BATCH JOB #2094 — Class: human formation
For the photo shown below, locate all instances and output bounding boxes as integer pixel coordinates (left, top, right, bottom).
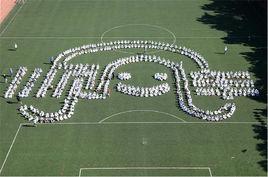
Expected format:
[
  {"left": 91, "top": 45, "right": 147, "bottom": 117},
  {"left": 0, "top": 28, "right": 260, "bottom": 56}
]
[
  {"left": 4, "top": 66, "right": 27, "bottom": 99},
  {"left": 117, "top": 82, "right": 170, "bottom": 97},
  {"left": 191, "top": 69, "right": 259, "bottom": 100},
  {"left": 19, "top": 68, "right": 42, "bottom": 98},
  {"left": 117, "top": 72, "right": 131, "bottom": 80},
  {"left": 3, "top": 40, "right": 259, "bottom": 123},
  {"left": 175, "top": 63, "right": 236, "bottom": 121},
  {"left": 19, "top": 78, "right": 81, "bottom": 123},
  {"left": 154, "top": 73, "right": 168, "bottom": 81}
]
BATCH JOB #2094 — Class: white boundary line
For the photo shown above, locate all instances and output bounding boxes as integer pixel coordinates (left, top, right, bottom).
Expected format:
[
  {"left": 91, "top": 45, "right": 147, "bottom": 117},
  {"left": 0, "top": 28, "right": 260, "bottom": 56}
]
[
  {"left": 0, "top": 124, "right": 22, "bottom": 175},
  {"left": 24, "top": 0, "right": 223, "bottom": 1},
  {"left": 0, "top": 36, "right": 266, "bottom": 39},
  {"left": 98, "top": 110, "right": 186, "bottom": 123},
  {"left": 79, "top": 166, "right": 212, "bottom": 177},
  {"left": 208, "top": 168, "right": 213, "bottom": 177},
  {"left": 0, "top": 36, "right": 174, "bottom": 39},
  {"left": 99, "top": 121, "right": 260, "bottom": 124},
  {"left": 0, "top": 176, "right": 266, "bottom": 177},
  {"left": 0, "top": 1, "right": 27, "bottom": 36},
  {"left": 36, "top": 121, "right": 261, "bottom": 125}
]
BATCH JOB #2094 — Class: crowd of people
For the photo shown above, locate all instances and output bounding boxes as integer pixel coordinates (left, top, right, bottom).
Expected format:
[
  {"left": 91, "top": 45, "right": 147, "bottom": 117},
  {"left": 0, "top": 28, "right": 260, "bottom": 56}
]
[
  {"left": 51, "top": 40, "right": 209, "bottom": 70},
  {"left": 7, "top": 40, "right": 258, "bottom": 123},
  {"left": 4, "top": 67, "right": 27, "bottom": 98},
  {"left": 95, "top": 54, "right": 179, "bottom": 97},
  {"left": 117, "top": 72, "right": 131, "bottom": 80},
  {"left": 52, "top": 70, "right": 72, "bottom": 98},
  {"left": 117, "top": 82, "right": 170, "bottom": 97},
  {"left": 191, "top": 69, "right": 259, "bottom": 100},
  {"left": 79, "top": 91, "right": 105, "bottom": 100},
  {"left": 175, "top": 63, "right": 236, "bottom": 121},
  {"left": 18, "top": 68, "right": 42, "bottom": 98},
  {"left": 196, "top": 87, "right": 259, "bottom": 99},
  {"left": 20, "top": 78, "right": 82, "bottom": 123},
  {"left": 36, "top": 66, "right": 57, "bottom": 98},
  {"left": 154, "top": 73, "right": 168, "bottom": 81},
  {"left": 85, "top": 64, "right": 99, "bottom": 90}
]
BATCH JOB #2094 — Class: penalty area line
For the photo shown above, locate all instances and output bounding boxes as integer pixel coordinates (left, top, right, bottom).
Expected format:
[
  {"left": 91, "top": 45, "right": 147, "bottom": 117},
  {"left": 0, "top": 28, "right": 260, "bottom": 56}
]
[{"left": 34, "top": 121, "right": 262, "bottom": 125}]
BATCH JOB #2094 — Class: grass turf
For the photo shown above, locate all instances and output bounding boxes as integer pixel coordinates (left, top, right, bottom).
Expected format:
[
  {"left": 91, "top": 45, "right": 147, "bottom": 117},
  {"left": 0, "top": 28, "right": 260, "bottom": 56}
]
[{"left": 0, "top": 0, "right": 267, "bottom": 176}]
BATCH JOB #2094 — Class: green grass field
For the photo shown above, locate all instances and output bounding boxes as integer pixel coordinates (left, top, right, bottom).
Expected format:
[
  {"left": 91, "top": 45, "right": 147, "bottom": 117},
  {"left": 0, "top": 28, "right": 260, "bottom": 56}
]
[{"left": 0, "top": 0, "right": 267, "bottom": 176}]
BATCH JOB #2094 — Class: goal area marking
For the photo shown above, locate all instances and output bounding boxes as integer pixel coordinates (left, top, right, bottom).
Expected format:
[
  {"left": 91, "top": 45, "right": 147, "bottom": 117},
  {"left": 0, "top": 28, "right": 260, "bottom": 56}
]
[{"left": 79, "top": 166, "right": 213, "bottom": 177}]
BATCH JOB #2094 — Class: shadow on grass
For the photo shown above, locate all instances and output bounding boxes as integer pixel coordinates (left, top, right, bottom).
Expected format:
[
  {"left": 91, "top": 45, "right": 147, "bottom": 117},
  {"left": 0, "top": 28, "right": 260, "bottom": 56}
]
[
  {"left": 253, "top": 108, "right": 267, "bottom": 172},
  {"left": 22, "top": 124, "right": 36, "bottom": 128},
  {"left": 198, "top": 0, "right": 267, "bottom": 172},
  {"left": 6, "top": 100, "right": 17, "bottom": 104},
  {"left": 43, "top": 62, "right": 52, "bottom": 65}
]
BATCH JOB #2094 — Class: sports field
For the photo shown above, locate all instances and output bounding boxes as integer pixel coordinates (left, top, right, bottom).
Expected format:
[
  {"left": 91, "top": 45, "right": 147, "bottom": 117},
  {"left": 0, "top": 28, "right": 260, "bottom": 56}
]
[{"left": 0, "top": 0, "right": 267, "bottom": 176}]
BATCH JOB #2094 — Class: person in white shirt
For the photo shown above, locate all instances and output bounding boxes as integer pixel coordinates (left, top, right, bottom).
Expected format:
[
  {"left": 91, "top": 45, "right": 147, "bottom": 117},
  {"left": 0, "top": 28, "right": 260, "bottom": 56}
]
[
  {"left": 9, "top": 68, "right": 13, "bottom": 76},
  {"left": 14, "top": 43, "right": 18, "bottom": 50},
  {"left": 33, "top": 118, "right": 38, "bottom": 127},
  {"left": 224, "top": 46, "right": 228, "bottom": 54}
]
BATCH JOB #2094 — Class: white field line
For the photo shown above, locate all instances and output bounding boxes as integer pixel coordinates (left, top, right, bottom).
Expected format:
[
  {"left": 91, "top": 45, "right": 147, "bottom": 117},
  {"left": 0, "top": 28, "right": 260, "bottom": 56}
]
[
  {"left": 100, "top": 24, "right": 176, "bottom": 45},
  {"left": 26, "top": 0, "right": 219, "bottom": 1},
  {"left": 99, "top": 121, "right": 260, "bottom": 124},
  {"left": 208, "top": 167, "right": 213, "bottom": 177},
  {"left": 28, "top": 0, "right": 216, "bottom": 2},
  {"left": 99, "top": 23, "right": 177, "bottom": 55},
  {"left": 0, "top": 124, "right": 22, "bottom": 175},
  {"left": 0, "top": 176, "right": 267, "bottom": 177},
  {"left": 27, "top": 121, "right": 262, "bottom": 125},
  {"left": 0, "top": 1, "right": 26, "bottom": 36},
  {"left": 0, "top": 36, "right": 266, "bottom": 39},
  {"left": 98, "top": 110, "right": 187, "bottom": 123},
  {"left": 0, "top": 36, "right": 174, "bottom": 39},
  {"left": 79, "top": 166, "right": 212, "bottom": 177}
]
